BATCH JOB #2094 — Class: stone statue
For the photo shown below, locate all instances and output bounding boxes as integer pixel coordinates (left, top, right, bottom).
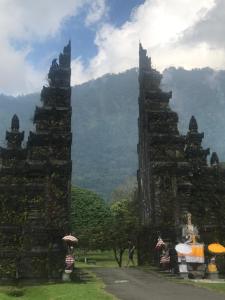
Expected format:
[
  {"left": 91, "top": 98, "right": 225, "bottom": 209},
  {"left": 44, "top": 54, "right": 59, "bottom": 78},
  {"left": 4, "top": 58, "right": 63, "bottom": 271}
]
[{"left": 182, "top": 212, "right": 199, "bottom": 244}]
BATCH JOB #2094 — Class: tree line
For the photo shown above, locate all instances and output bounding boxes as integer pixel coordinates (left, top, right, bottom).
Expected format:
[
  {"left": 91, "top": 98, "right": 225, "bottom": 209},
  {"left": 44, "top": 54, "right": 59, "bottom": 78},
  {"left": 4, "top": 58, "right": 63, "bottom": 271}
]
[{"left": 70, "top": 177, "right": 139, "bottom": 267}]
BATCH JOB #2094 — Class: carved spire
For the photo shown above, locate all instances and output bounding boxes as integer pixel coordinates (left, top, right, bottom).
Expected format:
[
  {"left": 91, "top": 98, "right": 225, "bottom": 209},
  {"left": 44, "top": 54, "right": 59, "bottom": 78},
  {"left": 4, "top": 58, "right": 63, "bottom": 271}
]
[
  {"left": 63, "top": 40, "right": 71, "bottom": 55},
  {"left": 11, "top": 114, "right": 20, "bottom": 131},
  {"left": 50, "top": 58, "right": 59, "bottom": 70},
  {"left": 139, "top": 43, "right": 151, "bottom": 71},
  {"left": 189, "top": 116, "right": 198, "bottom": 132},
  {"left": 185, "top": 115, "right": 209, "bottom": 166},
  {"left": 6, "top": 115, "right": 24, "bottom": 149},
  {"left": 210, "top": 152, "right": 219, "bottom": 166},
  {"left": 59, "top": 40, "right": 71, "bottom": 69},
  {"left": 48, "top": 41, "right": 71, "bottom": 88},
  {"left": 139, "top": 43, "right": 162, "bottom": 92}
]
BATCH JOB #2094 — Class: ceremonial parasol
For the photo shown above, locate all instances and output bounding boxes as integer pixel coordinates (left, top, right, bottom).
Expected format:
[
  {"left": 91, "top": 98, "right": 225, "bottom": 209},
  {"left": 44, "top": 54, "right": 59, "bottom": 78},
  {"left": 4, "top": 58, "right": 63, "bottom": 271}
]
[
  {"left": 175, "top": 243, "right": 192, "bottom": 255},
  {"left": 208, "top": 243, "right": 225, "bottom": 254},
  {"left": 62, "top": 234, "right": 78, "bottom": 243}
]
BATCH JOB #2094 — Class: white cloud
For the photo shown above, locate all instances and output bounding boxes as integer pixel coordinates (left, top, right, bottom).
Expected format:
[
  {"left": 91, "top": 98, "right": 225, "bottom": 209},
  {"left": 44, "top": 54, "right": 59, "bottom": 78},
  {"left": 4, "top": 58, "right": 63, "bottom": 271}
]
[
  {"left": 0, "top": 0, "right": 87, "bottom": 45},
  {"left": 85, "top": 0, "right": 108, "bottom": 26},
  {"left": 0, "top": 0, "right": 223, "bottom": 94},
  {"left": 181, "top": 0, "right": 225, "bottom": 48},
  {"left": 0, "top": 37, "right": 43, "bottom": 95},
  {"left": 71, "top": 58, "right": 90, "bottom": 84},
  {"left": 0, "top": 0, "right": 106, "bottom": 41},
  {"left": 72, "top": 0, "right": 224, "bottom": 86},
  {"left": 0, "top": 0, "right": 107, "bottom": 95}
]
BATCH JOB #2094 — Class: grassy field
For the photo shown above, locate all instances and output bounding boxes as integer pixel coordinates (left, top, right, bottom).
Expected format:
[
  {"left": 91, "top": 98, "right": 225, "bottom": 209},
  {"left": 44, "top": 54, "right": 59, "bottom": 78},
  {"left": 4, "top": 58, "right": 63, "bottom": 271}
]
[
  {"left": 1, "top": 250, "right": 225, "bottom": 299},
  {"left": 0, "top": 270, "right": 116, "bottom": 300},
  {"left": 0, "top": 250, "right": 136, "bottom": 300},
  {"left": 76, "top": 249, "right": 137, "bottom": 268},
  {"left": 192, "top": 282, "right": 225, "bottom": 295}
]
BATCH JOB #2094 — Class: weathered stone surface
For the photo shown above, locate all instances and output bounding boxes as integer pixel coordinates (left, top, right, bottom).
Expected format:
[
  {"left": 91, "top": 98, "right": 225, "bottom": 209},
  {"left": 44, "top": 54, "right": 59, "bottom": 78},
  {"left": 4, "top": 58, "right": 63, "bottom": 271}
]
[
  {"left": 137, "top": 44, "right": 225, "bottom": 264},
  {"left": 0, "top": 42, "right": 72, "bottom": 281}
]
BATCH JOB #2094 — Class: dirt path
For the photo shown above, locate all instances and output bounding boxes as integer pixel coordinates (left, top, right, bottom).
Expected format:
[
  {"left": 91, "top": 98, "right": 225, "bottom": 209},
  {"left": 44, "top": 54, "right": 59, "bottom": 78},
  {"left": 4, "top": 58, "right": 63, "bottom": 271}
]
[{"left": 93, "top": 267, "right": 225, "bottom": 300}]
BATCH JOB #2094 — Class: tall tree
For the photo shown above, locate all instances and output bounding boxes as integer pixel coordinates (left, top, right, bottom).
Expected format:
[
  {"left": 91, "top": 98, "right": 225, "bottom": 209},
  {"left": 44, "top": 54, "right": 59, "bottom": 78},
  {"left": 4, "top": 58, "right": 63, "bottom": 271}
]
[
  {"left": 70, "top": 187, "right": 111, "bottom": 251},
  {"left": 109, "top": 177, "right": 140, "bottom": 267}
]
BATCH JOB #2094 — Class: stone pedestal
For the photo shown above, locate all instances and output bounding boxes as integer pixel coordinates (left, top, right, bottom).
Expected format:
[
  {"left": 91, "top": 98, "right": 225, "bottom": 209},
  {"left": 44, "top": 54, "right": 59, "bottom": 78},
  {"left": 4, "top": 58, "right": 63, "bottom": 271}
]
[
  {"left": 62, "top": 271, "right": 72, "bottom": 282},
  {"left": 179, "top": 263, "right": 189, "bottom": 279},
  {"left": 207, "top": 272, "right": 219, "bottom": 280},
  {"left": 207, "top": 261, "right": 219, "bottom": 280}
]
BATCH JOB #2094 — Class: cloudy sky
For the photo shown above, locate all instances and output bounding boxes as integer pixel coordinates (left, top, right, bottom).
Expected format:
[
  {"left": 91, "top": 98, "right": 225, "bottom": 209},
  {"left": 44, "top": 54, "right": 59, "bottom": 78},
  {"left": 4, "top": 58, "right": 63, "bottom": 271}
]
[{"left": 0, "top": 0, "right": 224, "bottom": 95}]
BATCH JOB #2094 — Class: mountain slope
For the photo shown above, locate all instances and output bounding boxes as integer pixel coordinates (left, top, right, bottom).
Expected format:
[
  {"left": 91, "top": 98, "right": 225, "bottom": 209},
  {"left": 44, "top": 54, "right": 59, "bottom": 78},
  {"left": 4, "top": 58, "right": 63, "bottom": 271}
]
[{"left": 0, "top": 67, "right": 225, "bottom": 198}]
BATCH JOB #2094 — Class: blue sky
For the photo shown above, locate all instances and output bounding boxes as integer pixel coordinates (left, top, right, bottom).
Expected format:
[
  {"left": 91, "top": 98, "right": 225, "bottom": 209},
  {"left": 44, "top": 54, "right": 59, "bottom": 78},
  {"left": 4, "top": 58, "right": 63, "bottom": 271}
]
[
  {"left": 0, "top": 0, "right": 224, "bottom": 95},
  {"left": 26, "top": 0, "right": 144, "bottom": 68},
  {"left": 35, "top": 1, "right": 140, "bottom": 59}
]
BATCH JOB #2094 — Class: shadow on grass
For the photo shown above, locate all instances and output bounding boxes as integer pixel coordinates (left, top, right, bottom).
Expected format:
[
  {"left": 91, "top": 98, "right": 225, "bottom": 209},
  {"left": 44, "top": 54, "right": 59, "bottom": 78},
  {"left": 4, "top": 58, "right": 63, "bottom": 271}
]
[
  {"left": 71, "top": 268, "right": 94, "bottom": 284},
  {"left": 0, "top": 268, "right": 94, "bottom": 291},
  {"left": 0, "top": 269, "right": 106, "bottom": 299}
]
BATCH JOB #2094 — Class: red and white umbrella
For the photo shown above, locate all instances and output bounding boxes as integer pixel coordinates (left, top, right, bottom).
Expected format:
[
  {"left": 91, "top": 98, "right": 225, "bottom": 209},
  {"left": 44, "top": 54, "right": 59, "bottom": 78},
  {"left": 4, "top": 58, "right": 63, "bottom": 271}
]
[{"left": 62, "top": 234, "right": 78, "bottom": 243}]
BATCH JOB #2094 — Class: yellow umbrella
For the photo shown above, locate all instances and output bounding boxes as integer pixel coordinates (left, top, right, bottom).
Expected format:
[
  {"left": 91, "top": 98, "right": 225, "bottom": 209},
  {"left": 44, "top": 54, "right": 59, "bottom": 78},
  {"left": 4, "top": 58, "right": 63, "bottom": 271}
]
[{"left": 208, "top": 243, "right": 225, "bottom": 254}]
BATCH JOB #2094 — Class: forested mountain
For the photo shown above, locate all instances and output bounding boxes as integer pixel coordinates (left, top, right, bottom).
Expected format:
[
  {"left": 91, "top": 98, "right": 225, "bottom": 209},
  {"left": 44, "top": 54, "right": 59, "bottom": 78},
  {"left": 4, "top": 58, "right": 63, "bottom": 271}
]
[{"left": 0, "top": 67, "right": 225, "bottom": 199}]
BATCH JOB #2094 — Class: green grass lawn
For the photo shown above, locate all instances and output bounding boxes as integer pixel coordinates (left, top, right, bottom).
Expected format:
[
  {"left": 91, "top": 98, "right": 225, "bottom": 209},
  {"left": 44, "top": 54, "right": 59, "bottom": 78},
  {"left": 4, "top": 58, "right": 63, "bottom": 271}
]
[
  {"left": 76, "top": 249, "right": 137, "bottom": 268},
  {"left": 0, "top": 250, "right": 135, "bottom": 300},
  {"left": 192, "top": 282, "right": 225, "bottom": 295},
  {"left": 0, "top": 270, "right": 116, "bottom": 300}
]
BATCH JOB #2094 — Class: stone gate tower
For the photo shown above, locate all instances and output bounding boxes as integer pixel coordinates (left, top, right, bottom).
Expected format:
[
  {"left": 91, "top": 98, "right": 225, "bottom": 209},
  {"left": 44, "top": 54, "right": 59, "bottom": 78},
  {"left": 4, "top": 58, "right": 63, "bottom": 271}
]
[
  {"left": 0, "top": 42, "right": 72, "bottom": 281},
  {"left": 137, "top": 44, "right": 225, "bottom": 264}
]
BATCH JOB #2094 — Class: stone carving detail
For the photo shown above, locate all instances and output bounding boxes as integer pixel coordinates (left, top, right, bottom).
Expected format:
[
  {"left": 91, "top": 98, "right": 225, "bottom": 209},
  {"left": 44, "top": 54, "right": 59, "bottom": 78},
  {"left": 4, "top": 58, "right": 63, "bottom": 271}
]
[
  {"left": 210, "top": 152, "right": 219, "bottom": 166},
  {"left": 11, "top": 114, "right": 20, "bottom": 131},
  {"left": 189, "top": 115, "right": 198, "bottom": 132},
  {"left": 0, "top": 42, "right": 72, "bottom": 282},
  {"left": 137, "top": 44, "right": 225, "bottom": 265}
]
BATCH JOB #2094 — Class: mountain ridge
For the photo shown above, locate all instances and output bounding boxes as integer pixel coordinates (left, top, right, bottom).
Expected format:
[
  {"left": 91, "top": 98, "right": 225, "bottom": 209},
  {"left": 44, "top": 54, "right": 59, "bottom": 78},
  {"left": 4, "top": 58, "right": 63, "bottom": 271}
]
[{"left": 0, "top": 67, "right": 225, "bottom": 199}]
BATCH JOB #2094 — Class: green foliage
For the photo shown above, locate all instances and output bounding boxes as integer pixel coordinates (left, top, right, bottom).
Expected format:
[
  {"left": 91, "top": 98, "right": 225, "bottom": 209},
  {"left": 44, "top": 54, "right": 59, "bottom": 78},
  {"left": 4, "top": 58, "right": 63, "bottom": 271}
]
[
  {"left": 70, "top": 183, "right": 139, "bottom": 267},
  {"left": 110, "top": 199, "right": 139, "bottom": 247},
  {"left": 71, "top": 187, "right": 112, "bottom": 251},
  {"left": 109, "top": 178, "right": 140, "bottom": 267},
  {"left": 110, "top": 198, "right": 139, "bottom": 266}
]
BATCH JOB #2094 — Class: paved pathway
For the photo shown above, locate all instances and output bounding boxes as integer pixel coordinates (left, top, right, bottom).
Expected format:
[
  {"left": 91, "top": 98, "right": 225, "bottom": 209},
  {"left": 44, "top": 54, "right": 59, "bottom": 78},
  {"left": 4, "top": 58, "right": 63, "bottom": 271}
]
[{"left": 93, "top": 268, "right": 225, "bottom": 300}]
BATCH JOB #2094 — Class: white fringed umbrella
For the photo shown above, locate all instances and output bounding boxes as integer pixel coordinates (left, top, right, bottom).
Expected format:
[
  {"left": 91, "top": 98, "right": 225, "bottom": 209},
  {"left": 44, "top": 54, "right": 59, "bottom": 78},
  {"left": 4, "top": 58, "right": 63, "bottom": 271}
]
[
  {"left": 62, "top": 234, "right": 78, "bottom": 243},
  {"left": 175, "top": 243, "right": 192, "bottom": 255}
]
